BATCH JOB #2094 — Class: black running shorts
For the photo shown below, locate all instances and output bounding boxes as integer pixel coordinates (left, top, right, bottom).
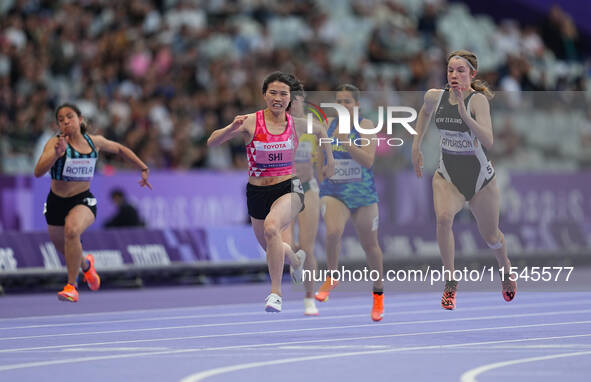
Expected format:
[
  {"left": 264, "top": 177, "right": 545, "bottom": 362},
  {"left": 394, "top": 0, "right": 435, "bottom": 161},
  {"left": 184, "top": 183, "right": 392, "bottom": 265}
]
[
  {"left": 44, "top": 189, "right": 97, "bottom": 226},
  {"left": 246, "top": 177, "right": 305, "bottom": 220}
]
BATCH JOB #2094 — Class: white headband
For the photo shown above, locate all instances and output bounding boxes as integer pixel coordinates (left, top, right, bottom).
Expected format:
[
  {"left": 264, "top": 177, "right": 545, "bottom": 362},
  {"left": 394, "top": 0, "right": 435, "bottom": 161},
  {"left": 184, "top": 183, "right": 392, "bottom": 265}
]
[{"left": 450, "top": 55, "right": 476, "bottom": 71}]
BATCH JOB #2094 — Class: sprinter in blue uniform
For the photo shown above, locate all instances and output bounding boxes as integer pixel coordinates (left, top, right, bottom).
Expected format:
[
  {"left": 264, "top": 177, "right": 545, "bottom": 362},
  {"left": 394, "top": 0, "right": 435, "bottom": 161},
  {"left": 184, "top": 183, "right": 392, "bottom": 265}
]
[{"left": 316, "top": 84, "right": 384, "bottom": 322}]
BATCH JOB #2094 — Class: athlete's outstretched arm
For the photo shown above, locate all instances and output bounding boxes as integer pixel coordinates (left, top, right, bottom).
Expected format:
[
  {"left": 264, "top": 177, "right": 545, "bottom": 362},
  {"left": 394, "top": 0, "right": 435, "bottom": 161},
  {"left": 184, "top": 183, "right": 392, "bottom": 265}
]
[
  {"left": 34, "top": 135, "right": 65, "bottom": 177},
  {"left": 337, "top": 119, "right": 377, "bottom": 169},
  {"left": 312, "top": 119, "right": 335, "bottom": 178},
  {"left": 207, "top": 114, "right": 252, "bottom": 147},
  {"left": 412, "top": 89, "right": 440, "bottom": 178},
  {"left": 92, "top": 135, "right": 152, "bottom": 189},
  {"left": 453, "top": 90, "right": 493, "bottom": 149}
]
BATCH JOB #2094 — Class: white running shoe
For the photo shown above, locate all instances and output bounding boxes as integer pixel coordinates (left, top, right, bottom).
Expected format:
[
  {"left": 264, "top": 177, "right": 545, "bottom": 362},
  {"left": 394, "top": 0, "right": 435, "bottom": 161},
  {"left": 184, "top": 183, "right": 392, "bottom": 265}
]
[
  {"left": 265, "top": 293, "right": 282, "bottom": 312},
  {"left": 290, "top": 249, "right": 306, "bottom": 284},
  {"left": 304, "top": 298, "right": 319, "bottom": 316}
]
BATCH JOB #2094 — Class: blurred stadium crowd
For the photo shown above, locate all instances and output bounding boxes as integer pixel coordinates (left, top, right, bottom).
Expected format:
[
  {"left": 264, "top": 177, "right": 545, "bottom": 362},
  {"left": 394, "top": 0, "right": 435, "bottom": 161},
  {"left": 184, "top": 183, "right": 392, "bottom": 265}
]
[{"left": 1, "top": 0, "right": 590, "bottom": 175}]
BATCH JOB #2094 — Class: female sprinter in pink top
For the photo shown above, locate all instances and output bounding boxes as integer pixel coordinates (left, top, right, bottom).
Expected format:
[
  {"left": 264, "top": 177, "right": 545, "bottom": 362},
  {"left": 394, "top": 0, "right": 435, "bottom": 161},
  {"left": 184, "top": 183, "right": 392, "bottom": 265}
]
[{"left": 208, "top": 72, "right": 307, "bottom": 312}]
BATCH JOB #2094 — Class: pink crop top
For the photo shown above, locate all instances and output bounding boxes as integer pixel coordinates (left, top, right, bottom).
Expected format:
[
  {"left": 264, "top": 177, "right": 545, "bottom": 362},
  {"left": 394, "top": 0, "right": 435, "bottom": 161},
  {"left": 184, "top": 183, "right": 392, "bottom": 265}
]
[{"left": 246, "top": 110, "right": 298, "bottom": 177}]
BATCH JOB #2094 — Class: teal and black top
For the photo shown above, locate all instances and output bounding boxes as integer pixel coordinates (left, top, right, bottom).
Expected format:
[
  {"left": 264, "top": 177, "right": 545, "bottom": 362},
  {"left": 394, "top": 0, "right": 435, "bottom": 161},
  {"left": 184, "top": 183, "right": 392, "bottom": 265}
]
[{"left": 50, "top": 133, "right": 98, "bottom": 182}]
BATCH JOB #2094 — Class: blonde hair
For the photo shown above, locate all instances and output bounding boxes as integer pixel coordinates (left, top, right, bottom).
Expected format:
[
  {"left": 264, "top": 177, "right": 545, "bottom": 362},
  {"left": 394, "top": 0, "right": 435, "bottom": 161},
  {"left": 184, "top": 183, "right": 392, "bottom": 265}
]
[{"left": 447, "top": 49, "right": 494, "bottom": 99}]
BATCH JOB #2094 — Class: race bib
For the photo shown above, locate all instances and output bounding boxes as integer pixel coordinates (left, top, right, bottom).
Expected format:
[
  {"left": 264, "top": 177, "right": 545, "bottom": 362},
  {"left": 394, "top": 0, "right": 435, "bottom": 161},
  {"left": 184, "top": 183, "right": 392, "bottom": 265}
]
[
  {"left": 253, "top": 139, "right": 294, "bottom": 168},
  {"left": 330, "top": 159, "right": 362, "bottom": 183},
  {"left": 62, "top": 157, "right": 97, "bottom": 181},
  {"left": 440, "top": 130, "right": 475, "bottom": 155}
]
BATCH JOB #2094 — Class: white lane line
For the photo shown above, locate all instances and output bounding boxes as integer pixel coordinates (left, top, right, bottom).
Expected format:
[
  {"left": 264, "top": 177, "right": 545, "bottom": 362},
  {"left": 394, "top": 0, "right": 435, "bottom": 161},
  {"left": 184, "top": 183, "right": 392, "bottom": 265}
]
[
  {"left": 0, "top": 310, "right": 355, "bottom": 331},
  {"left": 0, "top": 294, "right": 488, "bottom": 326},
  {"left": 0, "top": 295, "right": 378, "bottom": 323},
  {"left": 2, "top": 308, "right": 591, "bottom": 349},
  {"left": 0, "top": 313, "right": 366, "bottom": 341},
  {"left": 60, "top": 347, "right": 170, "bottom": 352},
  {"left": 179, "top": 335, "right": 591, "bottom": 382},
  {"left": 0, "top": 298, "right": 440, "bottom": 331},
  {"left": 1, "top": 324, "right": 590, "bottom": 372},
  {"left": 2, "top": 312, "right": 591, "bottom": 356},
  {"left": 2, "top": 307, "right": 591, "bottom": 342},
  {"left": 124, "top": 328, "right": 591, "bottom": 354},
  {"left": 2, "top": 292, "right": 589, "bottom": 323},
  {"left": 460, "top": 351, "right": 591, "bottom": 382},
  {"left": 277, "top": 345, "right": 389, "bottom": 350},
  {"left": 0, "top": 301, "right": 267, "bottom": 322},
  {"left": 484, "top": 344, "right": 591, "bottom": 349},
  {"left": 2, "top": 297, "right": 590, "bottom": 332}
]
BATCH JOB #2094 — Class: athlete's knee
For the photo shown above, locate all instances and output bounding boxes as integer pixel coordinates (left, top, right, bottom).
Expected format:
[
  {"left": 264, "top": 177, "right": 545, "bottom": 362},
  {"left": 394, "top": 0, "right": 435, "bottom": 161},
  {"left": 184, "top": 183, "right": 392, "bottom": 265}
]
[
  {"left": 64, "top": 224, "right": 81, "bottom": 241},
  {"left": 263, "top": 218, "right": 280, "bottom": 240},
  {"left": 485, "top": 230, "right": 504, "bottom": 249},
  {"left": 325, "top": 226, "right": 344, "bottom": 242},
  {"left": 436, "top": 212, "right": 454, "bottom": 230},
  {"left": 361, "top": 242, "right": 382, "bottom": 257}
]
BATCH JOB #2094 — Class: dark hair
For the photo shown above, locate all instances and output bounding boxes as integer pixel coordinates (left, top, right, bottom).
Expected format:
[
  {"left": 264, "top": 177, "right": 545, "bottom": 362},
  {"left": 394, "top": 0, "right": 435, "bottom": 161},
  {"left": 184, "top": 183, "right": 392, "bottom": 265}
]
[
  {"left": 336, "top": 84, "right": 360, "bottom": 101},
  {"left": 287, "top": 74, "right": 305, "bottom": 99},
  {"left": 447, "top": 49, "right": 494, "bottom": 99},
  {"left": 261, "top": 71, "right": 293, "bottom": 94},
  {"left": 110, "top": 188, "right": 125, "bottom": 199},
  {"left": 55, "top": 103, "right": 87, "bottom": 134},
  {"left": 285, "top": 74, "right": 305, "bottom": 113}
]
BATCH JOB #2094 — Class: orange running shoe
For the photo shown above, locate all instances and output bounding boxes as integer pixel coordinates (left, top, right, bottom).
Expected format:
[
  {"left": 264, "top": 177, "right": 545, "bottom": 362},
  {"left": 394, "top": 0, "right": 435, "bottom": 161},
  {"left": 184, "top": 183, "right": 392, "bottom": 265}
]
[
  {"left": 371, "top": 293, "right": 384, "bottom": 322},
  {"left": 501, "top": 273, "right": 516, "bottom": 302},
  {"left": 57, "top": 283, "right": 79, "bottom": 302},
  {"left": 315, "top": 277, "right": 339, "bottom": 302},
  {"left": 441, "top": 280, "right": 457, "bottom": 310},
  {"left": 82, "top": 254, "right": 100, "bottom": 291}
]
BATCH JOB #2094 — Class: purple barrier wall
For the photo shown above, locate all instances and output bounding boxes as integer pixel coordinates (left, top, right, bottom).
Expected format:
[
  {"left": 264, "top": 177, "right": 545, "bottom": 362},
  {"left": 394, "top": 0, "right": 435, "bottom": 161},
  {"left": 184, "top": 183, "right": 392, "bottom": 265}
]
[
  {"left": 24, "top": 170, "right": 249, "bottom": 231},
  {"left": 1, "top": 220, "right": 585, "bottom": 273},
  {"left": 375, "top": 170, "right": 591, "bottom": 260},
  {"left": 1, "top": 171, "right": 590, "bottom": 272},
  {"left": 0, "top": 226, "right": 267, "bottom": 272},
  {"left": 0, "top": 176, "right": 34, "bottom": 232},
  {"left": 389, "top": 171, "right": 591, "bottom": 229},
  {"left": 4, "top": 171, "right": 590, "bottom": 234}
]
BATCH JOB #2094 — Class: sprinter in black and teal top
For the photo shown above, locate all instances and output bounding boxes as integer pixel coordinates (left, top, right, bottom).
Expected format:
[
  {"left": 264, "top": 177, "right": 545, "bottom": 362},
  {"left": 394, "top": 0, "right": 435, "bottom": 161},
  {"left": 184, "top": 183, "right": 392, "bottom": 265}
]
[
  {"left": 50, "top": 132, "right": 98, "bottom": 181},
  {"left": 411, "top": 50, "right": 516, "bottom": 311},
  {"left": 34, "top": 103, "right": 152, "bottom": 303}
]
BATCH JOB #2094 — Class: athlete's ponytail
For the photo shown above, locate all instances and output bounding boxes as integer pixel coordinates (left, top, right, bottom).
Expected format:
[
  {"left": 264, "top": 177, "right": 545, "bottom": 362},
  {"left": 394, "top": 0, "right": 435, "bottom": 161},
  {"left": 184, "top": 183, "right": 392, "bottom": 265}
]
[
  {"left": 447, "top": 50, "right": 494, "bottom": 100},
  {"left": 287, "top": 74, "right": 305, "bottom": 100},
  {"left": 286, "top": 74, "right": 305, "bottom": 113},
  {"left": 471, "top": 79, "right": 494, "bottom": 100}
]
